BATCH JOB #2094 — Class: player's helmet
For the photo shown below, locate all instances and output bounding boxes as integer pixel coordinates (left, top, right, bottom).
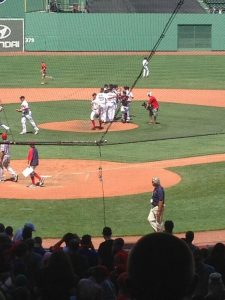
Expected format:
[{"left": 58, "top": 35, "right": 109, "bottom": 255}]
[{"left": 1, "top": 132, "right": 7, "bottom": 140}]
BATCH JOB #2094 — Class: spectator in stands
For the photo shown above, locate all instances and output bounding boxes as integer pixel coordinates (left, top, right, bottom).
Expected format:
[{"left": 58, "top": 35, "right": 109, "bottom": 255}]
[
  {"left": 111, "top": 238, "right": 129, "bottom": 294},
  {"left": 183, "top": 230, "right": 198, "bottom": 253},
  {"left": 79, "top": 234, "right": 99, "bottom": 269},
  {"left": 206, "top": 243, "right": 225, "bottom": 284},
  {"left": 13, "top": 223, "right": 36, "bottom": 242},
  {"left": 50, "top": 0, "right": 58, "bottom": 12},
  {"left": 33, "top": 236, "right": 46, "bottom": 257},
  {"left": 67, "top": 236, "right": 89, "bottom": 279},
  {"left": 72, "top": 3, "right": 81, "bottom": 13},
  {"left": 0, "top": 223, "right": 5, "bottom": 233},
  {"left": 22, "top": 226, "right": 33, "bottom": 241},
  {"left": 0, "top": 233, "right": 12, "bottom": 275},
  {"left": 192, "top": 248, "right": 215, "bottom": 299},
  {"left": 116, "top": 272, "right": 130, "bottom": 300},
  {"left": 5, "top": 226, "right": 13, "bottom": 240},
  {"left": 128, "top": 232, "right": 196, "bottom": 300},
  {"left": 112, "top": 238, "right": 128, "bottom": 274},
  {"left": 77, "top": 265, "right": 116, "bottom": 300},
  {"left": 164, "top": 220, "right": 174, "bottom": 234},
  {"left": 50, "top": 232, "right": 79, "bottom": 252},
  {"left": 37, "top": 250, "right": 78, "bottom": 300},
  {"left": 205, "top": 272, "right": 225, "bottom": 300},
  {"left": 98, "top": 227, "right": 114, "bottom": 271}
]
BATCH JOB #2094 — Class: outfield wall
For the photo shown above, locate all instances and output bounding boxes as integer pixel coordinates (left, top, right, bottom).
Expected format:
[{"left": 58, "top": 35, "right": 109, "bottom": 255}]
[
  {"left": 0, "top": 0, "right": 24, "bottom": 18},
  {"left": 24, "top": 13, "right": 225, "bottom": 51}
]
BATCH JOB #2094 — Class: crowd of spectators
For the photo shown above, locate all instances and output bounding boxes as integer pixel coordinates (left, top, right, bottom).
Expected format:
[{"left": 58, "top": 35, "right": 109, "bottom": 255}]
[{"left": 0, "top": 221, "right": 224, "bottom": 300}]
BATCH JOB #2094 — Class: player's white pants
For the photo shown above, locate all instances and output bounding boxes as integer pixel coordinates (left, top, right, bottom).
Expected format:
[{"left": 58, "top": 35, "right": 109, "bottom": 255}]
[
  {"left": 143, "top": 66, "right": 149, "bottom": 77},
  {"left": 106, "top": 103, "right": 116, "bottom": 122},
  {"left": 99, "top": 105, "right": 107, "bottom": 122},
  {"left": 21, "top": 113, "right": 38, "bottom": 133},
  {"left": 0, "top": 156, "right": 17, "bottom": 179},
  {"left": 121, "top": 106, "right": 129, "bottom": 121},
  {"left": 90, "top": 110, "right": 99, "bottom": 121},
  {"left": 0, "top": 124, "right": 10, "bottom": 131}
]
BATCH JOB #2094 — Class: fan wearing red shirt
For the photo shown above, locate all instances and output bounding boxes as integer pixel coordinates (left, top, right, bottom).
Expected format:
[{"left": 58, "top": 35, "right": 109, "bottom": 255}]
[
  {"left": 27, "top": 144, "right": 44, "bottom": 188},
  {"left": 146, "top": 91, "right": 159, "bottom": 124}
]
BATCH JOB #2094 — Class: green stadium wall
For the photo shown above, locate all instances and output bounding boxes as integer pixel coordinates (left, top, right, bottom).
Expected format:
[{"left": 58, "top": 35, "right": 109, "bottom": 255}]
[
  {"left": 0, "top": 0, "right": 24, "bottom": 18},
  {"left": 24, "top": 13, "right": 225, "bottom": 51},
  {"left": 1, "top": 2, "right": 225, "bottom": 51}
]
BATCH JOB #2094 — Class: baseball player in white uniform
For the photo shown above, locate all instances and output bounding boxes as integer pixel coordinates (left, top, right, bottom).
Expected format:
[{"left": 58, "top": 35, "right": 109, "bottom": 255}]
[
  {"left": 0, "top": 132, "right": 18, "bottom": 182},
  {"left": 16, "top": 96, "right": 39, "bottom": 135},
  {"left": 96, "top": 88, "right": 107, "bottom": 123},
  {"left": 124, "top": 86, "right": 133, "bottom": 122},
  {"left": 142, "top": 57, "right": 149, "bottom": 78},
  {"left": 106, "top": 86, "right": 117, "bottom": 122},
  {"left": 0, "top": 106, "right": 10, "bottom": 132},
  {"left": 90, "top": 93, "right": 103, "bottom": 130}
]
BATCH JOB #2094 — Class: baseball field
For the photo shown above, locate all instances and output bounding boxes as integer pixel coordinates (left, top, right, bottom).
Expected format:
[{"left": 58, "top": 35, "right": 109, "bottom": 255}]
[{"left": 1, "top": 51, "right": 225, "bottom": 240}]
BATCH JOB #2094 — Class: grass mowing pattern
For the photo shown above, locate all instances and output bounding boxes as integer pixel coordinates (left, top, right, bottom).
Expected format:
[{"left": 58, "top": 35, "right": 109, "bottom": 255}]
[
  {"left": 1, "top": 55, "right": 225, "bottom": 89},
  {"left": 1, "top": 53, "right": 225, "bottom": 236}
]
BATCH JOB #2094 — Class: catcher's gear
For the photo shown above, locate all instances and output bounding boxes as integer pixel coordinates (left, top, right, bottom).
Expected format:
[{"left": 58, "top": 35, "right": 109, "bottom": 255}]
[{"left": 141, "top": 101, "right": 152, "bottom": 111}]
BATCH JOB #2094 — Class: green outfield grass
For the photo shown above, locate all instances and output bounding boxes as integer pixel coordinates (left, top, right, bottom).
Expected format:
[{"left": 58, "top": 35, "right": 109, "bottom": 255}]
[
  {"left": 1, "top": 54, "right": 225, "bottom": 89},
  {"left": 1, "top": 53, "right": 225, "bottom": 238}
]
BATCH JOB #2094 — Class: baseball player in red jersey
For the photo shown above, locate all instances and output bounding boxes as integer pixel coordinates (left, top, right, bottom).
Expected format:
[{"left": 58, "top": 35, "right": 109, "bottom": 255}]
[
  {"left": 146, "top": 91, "right": 159, "bottom": 124},
  {"left": 41, "top": 61, "right": 53, "bottom": 85},
  {"left": 27, "top": 144, "right": 44, "bottom": 188},
  {"left": 41, "top": 61, "right": 47, "bottom": 84}
]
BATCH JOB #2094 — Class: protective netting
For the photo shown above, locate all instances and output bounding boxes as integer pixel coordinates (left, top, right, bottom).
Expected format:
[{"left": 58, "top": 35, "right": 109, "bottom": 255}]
[
  {"left": 1, "top": 0, "right": 225, "bottom": 149},
  {"left": 0, "top": 0, "right": 225, "bottom": 235}
]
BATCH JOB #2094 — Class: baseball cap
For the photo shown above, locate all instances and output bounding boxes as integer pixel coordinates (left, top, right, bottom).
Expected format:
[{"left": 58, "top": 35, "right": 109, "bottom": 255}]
[
  {"left": 24, "top": 223, "right": 36, "bottom": 231},
  {"left": 1, "top": 133, "right": 7, "bottom": 140}
]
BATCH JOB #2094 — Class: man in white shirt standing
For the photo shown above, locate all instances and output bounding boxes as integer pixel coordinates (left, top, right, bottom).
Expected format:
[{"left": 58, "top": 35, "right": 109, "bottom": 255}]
[
  {"left": 142, "top": 57, "right": 149, "bottom": 78},
  {"left": 16, "top": 96, "right": 39, "bottom": 135}
]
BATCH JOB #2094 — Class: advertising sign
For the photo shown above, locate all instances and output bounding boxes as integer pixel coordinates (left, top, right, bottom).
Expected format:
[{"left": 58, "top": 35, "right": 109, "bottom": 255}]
[{"left": 0, "top": 19, "right": 24, "bottom": 52}]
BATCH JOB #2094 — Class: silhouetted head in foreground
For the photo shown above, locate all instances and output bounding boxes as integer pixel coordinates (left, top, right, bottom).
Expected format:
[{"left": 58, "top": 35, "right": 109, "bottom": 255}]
[{"left": 128, "top": 232, "right": 196, "bottom": 300}]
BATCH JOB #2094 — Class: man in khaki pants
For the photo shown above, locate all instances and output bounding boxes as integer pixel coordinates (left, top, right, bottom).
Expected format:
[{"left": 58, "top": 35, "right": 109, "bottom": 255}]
[{"left": 147, "top": 177, "right": 165, "bottom": 232}]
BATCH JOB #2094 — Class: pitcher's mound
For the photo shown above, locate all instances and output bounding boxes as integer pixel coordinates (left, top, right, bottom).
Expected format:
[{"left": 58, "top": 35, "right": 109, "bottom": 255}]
[{"left": 39, "top": 120, "right": 138, "bottom": 132}]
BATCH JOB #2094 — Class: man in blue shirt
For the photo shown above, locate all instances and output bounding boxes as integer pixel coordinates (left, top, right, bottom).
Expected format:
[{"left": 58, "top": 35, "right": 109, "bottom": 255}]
[{"left": 147, "top": 177, "right": 165, "bottom": 232}]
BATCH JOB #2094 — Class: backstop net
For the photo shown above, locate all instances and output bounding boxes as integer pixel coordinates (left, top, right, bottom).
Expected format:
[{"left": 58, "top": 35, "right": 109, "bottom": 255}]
[{"left": 0, "top": 0, "right": 225, "bottom": 235}]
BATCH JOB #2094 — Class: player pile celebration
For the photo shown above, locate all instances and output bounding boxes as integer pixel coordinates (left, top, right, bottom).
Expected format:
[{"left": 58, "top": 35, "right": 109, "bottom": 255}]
[{"left": 90, "top": 84, "right": 134, "bottom": 130}]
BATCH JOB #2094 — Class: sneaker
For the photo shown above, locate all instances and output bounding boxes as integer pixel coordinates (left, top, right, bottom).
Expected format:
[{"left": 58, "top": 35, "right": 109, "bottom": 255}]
[
  {"left": 39, "top": 177, "right": 45, "bottom": 187},
  {"left": 34, "top": 128, "right": 39, "bottom": 135},
  {"left": 27, "top": 184, "right": 36, "bottom": 188},
  {"left": 13, "top": 175, "right": 18, "bottom": 182},
  {"left": 20, "top": 131, "right": 26, "bottom": 135}
]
